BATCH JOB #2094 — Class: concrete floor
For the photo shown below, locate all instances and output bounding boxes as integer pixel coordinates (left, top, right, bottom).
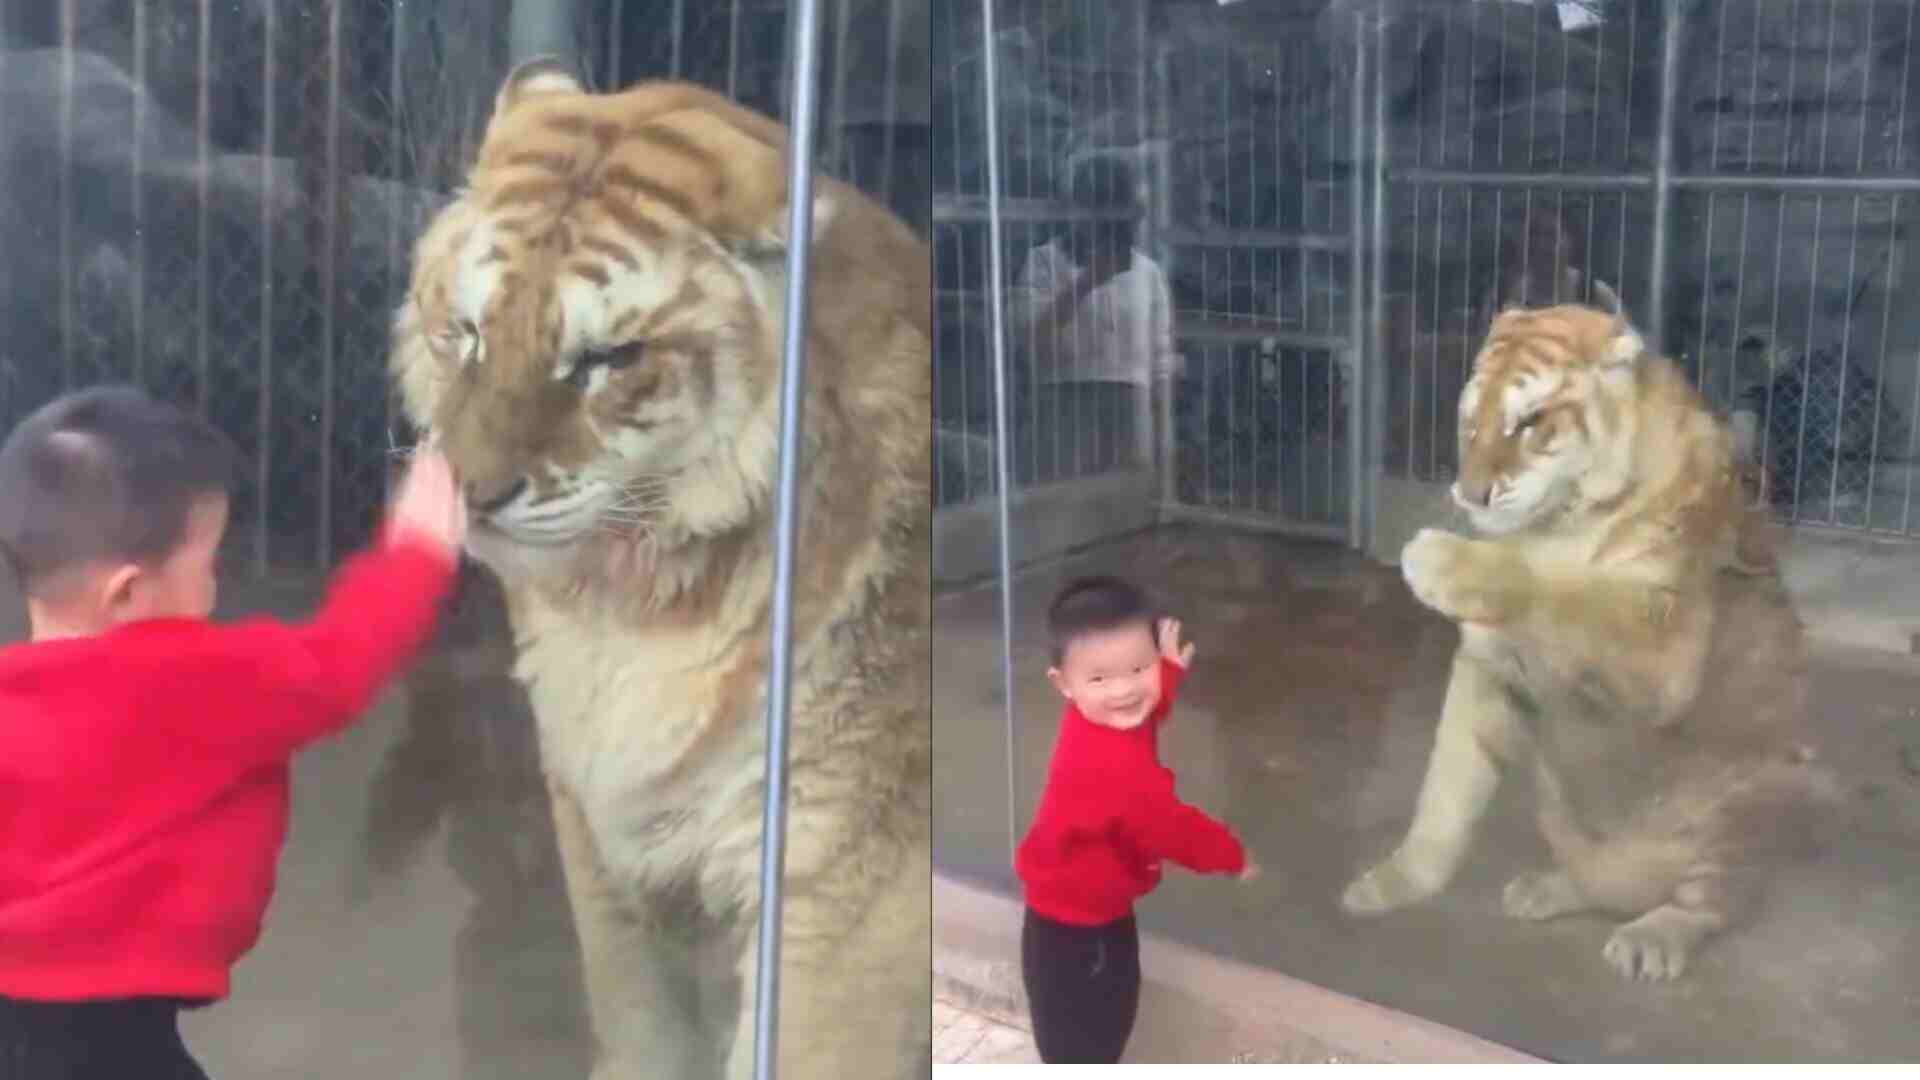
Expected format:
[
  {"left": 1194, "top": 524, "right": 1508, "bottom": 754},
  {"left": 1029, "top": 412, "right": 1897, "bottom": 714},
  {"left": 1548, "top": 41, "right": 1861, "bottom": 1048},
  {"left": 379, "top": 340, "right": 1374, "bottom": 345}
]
[
  {"left": 934, "top": 524, "right": 1920, "bottom": 1063},
  {"left": 933, "top": 996, "right": 1040, "bottom": 1065},
  {"left": 0, "top": 567, "right": 596, "bottom": 1078}
]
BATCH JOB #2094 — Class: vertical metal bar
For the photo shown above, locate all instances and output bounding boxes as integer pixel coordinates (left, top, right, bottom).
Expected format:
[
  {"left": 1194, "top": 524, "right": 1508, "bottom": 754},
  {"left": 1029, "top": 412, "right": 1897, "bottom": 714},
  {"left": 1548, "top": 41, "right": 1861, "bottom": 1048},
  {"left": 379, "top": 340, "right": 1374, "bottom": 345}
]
[
  {"left": 197, "top": 0, "right": 212, "bottom": 418},
  {"left": 978, "top": 0, "right": 1023, "bottom": 887},
  {"left": 1762, "top": 195, "right": 1789, "bottom": 520},
  {"left": 1868, "top": 196, "right": 1897, "bottom": 528},
  {"left": 728, "top": 0, "right": 743, "bottom": 98},
  {"left": 609, "top": 0, "right": 624, "bottom": 88},
  {"left": 1408, "top": 182, "right": 1422, "bottom": 477},
  {"left": 880, "top": 0, "right": 903, "bottom": 203},
  {"left": 1647, "top": 0, "right": 1684, "bottom": 352},
  {"left": 385, "top": 0, "right": 405, "bottom": 501},
  {"left": 670, "top": 0, "right": 684, "bottom": 78},
  {"left": 1830, "top": 194, "right": 1862, "bottom": 516},
  {"left": 830, "top": 0, "right": 853, "bottom": 176},
  {"left": 752, "top": 0, "right": 825, "bottom": 1073},
  {"left": 318, "top": 0, "right": 340, "bottom": 569},
  {"left": 1153, "top": 36, "right": 1175, "bottom": 509},
  {"left": 1368, "top": 7, "right": 1387, "bottom": 525},
  {"left": 955, "top": 225, "right": 973, "bottom": 501},
  {"left": 257, "top": 0, "right": 276, "bottom": 577},
  {"left": 1428, "top": 187, "right": 1443, "bottom": 480},
  {"left": 59, "top": 0, "right": 75, "bottom": 392},
  {"left": 1896, "top": 0, "right": 1920, "bottom": 531},
  {"left": 1792, "top": 195, "right": 1823, "bottom": 522},
  {"left": 1347, "top": 8, "right": 1368, "bottom": 550},
  {"left": 132, "top": 0, "right": 147, "bottom": 387}
]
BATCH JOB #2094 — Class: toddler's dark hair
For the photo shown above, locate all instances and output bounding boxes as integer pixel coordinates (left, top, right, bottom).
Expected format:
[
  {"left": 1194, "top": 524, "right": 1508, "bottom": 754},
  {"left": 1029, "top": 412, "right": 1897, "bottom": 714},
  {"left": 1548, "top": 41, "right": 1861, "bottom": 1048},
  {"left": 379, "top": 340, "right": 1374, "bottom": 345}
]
[
  {"left": 0, "top": 385, "right": 238, "bottom": 597},
  {"left": 1046, "top": 574, "right": 1158, "bottom": 665}
]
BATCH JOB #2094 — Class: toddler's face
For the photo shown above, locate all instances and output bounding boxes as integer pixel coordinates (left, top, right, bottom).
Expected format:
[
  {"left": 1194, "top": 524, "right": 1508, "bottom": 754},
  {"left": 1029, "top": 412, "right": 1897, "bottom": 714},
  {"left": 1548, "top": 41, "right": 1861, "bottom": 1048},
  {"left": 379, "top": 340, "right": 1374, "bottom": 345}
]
[{"left": 1048, "top": 622, "right": 1163, "bottom": 731}]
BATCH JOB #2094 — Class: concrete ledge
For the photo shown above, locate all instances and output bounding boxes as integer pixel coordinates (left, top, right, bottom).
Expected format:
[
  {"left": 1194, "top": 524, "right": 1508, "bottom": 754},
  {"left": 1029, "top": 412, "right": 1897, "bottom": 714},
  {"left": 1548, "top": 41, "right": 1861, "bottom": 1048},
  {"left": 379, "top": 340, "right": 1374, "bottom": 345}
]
[
  {"left": 934, "top": 470, "right": 1160, "bottom": 587},
  {"left": 933, "top": 874, "right": 1540, "bottom": 1065}
]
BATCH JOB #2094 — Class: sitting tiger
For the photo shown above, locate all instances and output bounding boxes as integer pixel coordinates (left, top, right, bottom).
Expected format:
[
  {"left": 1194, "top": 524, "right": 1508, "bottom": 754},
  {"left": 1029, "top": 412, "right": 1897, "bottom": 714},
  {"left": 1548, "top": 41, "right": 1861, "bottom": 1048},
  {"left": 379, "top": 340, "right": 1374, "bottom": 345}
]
[
  {"left": 1341, "top": 285, "right": 1831, "bottom": 982},
  {"left": 391, "top": 62, "right": 930, "bottom": 1078}
]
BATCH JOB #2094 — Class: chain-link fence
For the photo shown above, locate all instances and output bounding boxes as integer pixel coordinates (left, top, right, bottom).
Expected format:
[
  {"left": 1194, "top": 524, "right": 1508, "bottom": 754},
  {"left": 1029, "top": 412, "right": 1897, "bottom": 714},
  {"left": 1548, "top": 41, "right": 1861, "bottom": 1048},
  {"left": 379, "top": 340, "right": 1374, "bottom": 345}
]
[{"left": 0, "top": 0, "right": 927, "bottom": 577}]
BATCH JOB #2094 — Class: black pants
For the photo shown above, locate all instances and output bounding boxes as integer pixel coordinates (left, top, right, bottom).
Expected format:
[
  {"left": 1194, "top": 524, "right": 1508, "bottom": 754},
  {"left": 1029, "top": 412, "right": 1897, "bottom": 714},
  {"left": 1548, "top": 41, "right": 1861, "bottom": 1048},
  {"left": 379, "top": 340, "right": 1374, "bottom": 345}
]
[
  {"left": 1020, "top": 908, "right": 1141, "bottom": 1064},
  {"left": 0, "top": 996, "right": 210, "bottom": 1080}
]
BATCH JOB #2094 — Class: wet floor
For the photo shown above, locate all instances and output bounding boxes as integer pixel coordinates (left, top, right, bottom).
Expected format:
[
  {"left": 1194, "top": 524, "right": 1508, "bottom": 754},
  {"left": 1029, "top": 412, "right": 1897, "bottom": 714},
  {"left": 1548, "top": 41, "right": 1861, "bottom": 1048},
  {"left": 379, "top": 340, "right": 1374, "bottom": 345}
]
[{"left": 934, "top": 524, "right": 1920, "bottom": 1063}]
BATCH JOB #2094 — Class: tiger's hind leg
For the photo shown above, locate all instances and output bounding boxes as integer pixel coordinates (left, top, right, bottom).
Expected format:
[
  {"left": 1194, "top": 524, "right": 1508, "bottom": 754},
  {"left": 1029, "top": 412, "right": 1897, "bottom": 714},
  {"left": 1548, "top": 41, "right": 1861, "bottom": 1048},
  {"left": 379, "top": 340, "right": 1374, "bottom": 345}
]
[{"left": 1602, "top": 870, "right": 1759, "bottom": 982}]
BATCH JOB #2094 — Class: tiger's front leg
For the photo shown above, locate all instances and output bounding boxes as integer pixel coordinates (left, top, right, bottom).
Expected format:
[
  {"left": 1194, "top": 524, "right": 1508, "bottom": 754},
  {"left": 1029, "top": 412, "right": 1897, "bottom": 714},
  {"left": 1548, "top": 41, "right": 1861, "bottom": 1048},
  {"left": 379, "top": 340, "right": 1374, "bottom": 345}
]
[{"left": 1399, "top": 528, "right": 1530, "bottom": 626}]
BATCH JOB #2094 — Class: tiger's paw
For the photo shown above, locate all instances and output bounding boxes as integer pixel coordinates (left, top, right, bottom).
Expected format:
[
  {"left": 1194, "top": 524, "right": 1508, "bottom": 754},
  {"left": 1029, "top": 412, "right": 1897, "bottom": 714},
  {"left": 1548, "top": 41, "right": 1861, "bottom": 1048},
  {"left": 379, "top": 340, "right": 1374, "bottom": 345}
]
[
  {"left": 1601, "top": 903, "right": 1725, "bottom": 981},
  {"left": 1501, "top": 868, "right": 1589, "bottom": 921},
  {"left": 1341, "top": 856, "right": 1442, "bottom": 916},
  {"left": 1400, "top": 528, "right": 1513, "bottom": 624}
]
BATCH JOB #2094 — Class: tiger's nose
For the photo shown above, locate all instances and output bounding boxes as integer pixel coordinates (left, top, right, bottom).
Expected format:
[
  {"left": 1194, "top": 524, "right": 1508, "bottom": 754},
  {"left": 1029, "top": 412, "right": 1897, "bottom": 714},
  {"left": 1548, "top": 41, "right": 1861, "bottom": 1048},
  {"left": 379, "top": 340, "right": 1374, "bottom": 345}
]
[
  {"left": 469, "top": 478, "right": 528, "bottom": 515},
  {"left": 1454, "top": 479, "right": 1493, "bottom": 507}
]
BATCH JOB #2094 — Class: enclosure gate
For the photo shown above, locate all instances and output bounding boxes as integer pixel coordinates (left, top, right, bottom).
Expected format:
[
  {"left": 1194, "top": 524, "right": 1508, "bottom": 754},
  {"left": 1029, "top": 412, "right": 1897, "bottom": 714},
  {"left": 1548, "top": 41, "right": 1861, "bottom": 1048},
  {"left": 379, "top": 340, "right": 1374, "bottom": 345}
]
[{"left": 933, "top": 0, "right": 1372, "bottom": 550}]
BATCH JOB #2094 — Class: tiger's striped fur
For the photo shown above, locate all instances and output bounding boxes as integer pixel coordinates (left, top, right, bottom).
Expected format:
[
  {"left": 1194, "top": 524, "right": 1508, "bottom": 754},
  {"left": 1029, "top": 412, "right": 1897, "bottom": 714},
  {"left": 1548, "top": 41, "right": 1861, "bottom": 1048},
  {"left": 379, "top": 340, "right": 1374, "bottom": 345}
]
[
  {"left": 1342, "top": 290, "right": 1830, "bottom": 983},
  {"left": 391, "top": 60, "right": 930, "bottom": 1078}
]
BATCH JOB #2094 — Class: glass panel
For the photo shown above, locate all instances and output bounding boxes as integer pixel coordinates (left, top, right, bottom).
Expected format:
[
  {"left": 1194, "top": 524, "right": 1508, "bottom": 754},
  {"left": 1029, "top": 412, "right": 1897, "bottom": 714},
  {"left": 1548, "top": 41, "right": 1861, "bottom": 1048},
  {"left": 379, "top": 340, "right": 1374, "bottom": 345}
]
[
  {"left": 0, "top": 2, "right": 931, "bottom": 1077},
  {"left": 934, "top": 0, "right": 1920, "bottom": 1064}
]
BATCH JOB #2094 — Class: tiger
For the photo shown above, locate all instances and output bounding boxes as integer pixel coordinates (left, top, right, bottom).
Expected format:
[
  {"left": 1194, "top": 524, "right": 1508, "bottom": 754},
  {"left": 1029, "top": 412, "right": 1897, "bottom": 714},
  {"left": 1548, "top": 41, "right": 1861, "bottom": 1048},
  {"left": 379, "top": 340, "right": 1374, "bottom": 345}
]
[
  {"left": 389, "top": 60, "right": 931, "bottom": 1078},
  {"left": 1340, "top": 285, "right": 1831, "bottom": 982}
]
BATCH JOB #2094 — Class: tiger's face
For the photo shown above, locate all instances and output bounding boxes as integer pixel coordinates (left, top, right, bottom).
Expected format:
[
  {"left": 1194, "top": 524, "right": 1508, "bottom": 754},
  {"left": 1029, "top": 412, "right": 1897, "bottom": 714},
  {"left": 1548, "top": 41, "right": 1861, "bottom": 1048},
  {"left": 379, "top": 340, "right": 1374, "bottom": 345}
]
[
  {"left": 395, "top": 66, "right": 820, "bottom": 570},
  {"left": 1452, "top": 301, "right": 1643, "bottom": 536}
]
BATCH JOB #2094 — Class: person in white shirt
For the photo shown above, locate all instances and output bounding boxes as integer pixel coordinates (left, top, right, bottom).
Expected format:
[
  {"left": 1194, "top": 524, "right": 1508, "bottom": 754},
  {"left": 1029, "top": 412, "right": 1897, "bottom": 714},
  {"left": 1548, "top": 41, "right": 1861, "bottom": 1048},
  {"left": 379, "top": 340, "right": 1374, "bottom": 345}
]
[{"left": 1009, "top": 154, "right": 1178, "bottom": 486}]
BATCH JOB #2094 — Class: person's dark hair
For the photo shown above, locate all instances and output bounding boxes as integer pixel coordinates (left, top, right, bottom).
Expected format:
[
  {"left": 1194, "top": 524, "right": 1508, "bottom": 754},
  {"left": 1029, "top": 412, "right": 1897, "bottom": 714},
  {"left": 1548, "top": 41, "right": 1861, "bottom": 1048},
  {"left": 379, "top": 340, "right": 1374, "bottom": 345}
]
[
  {"left": 0, "top": 385, "right": 238, "bottom": 597},
  {"left": 1046, "top": 574, "right": 1158, "bottom": 665}
]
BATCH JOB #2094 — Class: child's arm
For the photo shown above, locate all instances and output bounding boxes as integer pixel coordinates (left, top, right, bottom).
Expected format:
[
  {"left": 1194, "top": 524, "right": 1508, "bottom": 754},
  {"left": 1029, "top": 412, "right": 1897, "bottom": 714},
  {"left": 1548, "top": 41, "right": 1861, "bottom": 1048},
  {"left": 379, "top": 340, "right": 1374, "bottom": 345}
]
[
  {"left": 1117, "top": 768, "right": 1245, "bottom": 877},
  {"left": 182, "top": 452, "right": 466, "bottom": 758}
]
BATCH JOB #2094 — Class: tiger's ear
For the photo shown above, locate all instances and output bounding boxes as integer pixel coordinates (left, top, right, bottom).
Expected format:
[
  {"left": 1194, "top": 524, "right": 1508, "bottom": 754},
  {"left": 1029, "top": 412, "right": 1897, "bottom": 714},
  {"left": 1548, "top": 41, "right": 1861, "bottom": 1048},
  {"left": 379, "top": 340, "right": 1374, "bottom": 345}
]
[
  {"left": 492, "top": 56, "right": 585, "bottom": 120},
  {"left": 1591, "top": 279, "right": 1628, "bottom": 322},
  {"left": 637, "top": 110, "right": 841, "bottom": 262},
  {"left": 729, "top": 191, "right": 841, "bottom": 266},
  {"left": 1589, "top": 280, "right": 1647, "bottom": 368}
]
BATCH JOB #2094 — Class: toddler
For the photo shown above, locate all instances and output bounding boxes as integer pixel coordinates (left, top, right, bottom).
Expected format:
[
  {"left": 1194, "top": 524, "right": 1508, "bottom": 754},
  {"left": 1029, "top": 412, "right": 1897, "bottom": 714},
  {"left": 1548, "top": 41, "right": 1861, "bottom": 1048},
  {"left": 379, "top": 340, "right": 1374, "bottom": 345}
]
[
  {"left": 0, "top": 385, "right": 465, "bottom": 1078},
  {"left": 1014, "top": 574, "right": 1254, "bottom": 1064}
]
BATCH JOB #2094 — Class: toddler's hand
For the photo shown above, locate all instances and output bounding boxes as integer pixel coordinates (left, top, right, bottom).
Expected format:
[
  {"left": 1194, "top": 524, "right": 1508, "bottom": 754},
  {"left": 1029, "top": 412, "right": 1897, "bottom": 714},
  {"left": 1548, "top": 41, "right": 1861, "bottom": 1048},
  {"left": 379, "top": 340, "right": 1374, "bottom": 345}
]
[
  {"left": 1158, "top": 617, "right": 1195, "bottom": 668},
  {"left": 388, "top": 448, "right": 468, "bottom": 556}
]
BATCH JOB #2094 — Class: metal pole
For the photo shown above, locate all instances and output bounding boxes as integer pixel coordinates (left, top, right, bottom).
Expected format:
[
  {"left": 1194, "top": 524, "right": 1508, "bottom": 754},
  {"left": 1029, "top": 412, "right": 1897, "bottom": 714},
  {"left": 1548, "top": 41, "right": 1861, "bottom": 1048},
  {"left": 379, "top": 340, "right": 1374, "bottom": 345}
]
[
  {"left": 59, "top": 0, "right": 74, "bottom": 393},
  {"left": 257, "top": 0, "right": 276, "bottom": 577},
  {"left": 132, "top": 0, "right": 147, "bottom": 388},
  {"left": 1368, "top": 8, "right": 1389, "bottom": 557},
  {"left": 1346, "top": 9, "right": 1369, "bottom": 553},
  {"left": 1151, "top": 38, "right": 1175, "bottom": 510},
  {"left": 979, "top": 0, "right": 1021, "bottom": 859},
  {"left": 1647, "top": 0, "right": 1685, "bottom": 351},
  {"left": 509, "top": 0, "right": 577, "bottom": 67},
  {"left": 197, "top": 0, "right": 212, "bottom": 418},
  {"left": 751, "top": 1, "right": 823, "bottom": 1075},
  {"left": 319, "top": 0, "right": 341, "bottom": 569}
]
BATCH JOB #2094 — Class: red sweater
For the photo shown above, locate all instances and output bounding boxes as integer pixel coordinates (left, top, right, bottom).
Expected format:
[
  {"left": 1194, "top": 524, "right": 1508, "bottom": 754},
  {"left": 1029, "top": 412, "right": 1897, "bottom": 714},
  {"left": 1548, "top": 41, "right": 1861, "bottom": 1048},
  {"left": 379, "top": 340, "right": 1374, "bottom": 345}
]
[
  {"left": 0, "top": 537, "right": 455, "bottom": 1002},
  {"left": 1014, "top": 658, "right": 1245, "bottom": 926}
]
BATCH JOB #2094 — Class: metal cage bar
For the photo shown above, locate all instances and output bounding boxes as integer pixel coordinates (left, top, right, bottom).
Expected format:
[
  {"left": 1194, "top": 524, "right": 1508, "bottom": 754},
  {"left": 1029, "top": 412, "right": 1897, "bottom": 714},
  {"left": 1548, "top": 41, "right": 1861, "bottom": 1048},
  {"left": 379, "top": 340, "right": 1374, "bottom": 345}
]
[
  {"left": 752, "top": 0, "right": 824, "bottom": 1075},
  {"left": 979, "top": 0, "right": 1023, "bottom": 872}
]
